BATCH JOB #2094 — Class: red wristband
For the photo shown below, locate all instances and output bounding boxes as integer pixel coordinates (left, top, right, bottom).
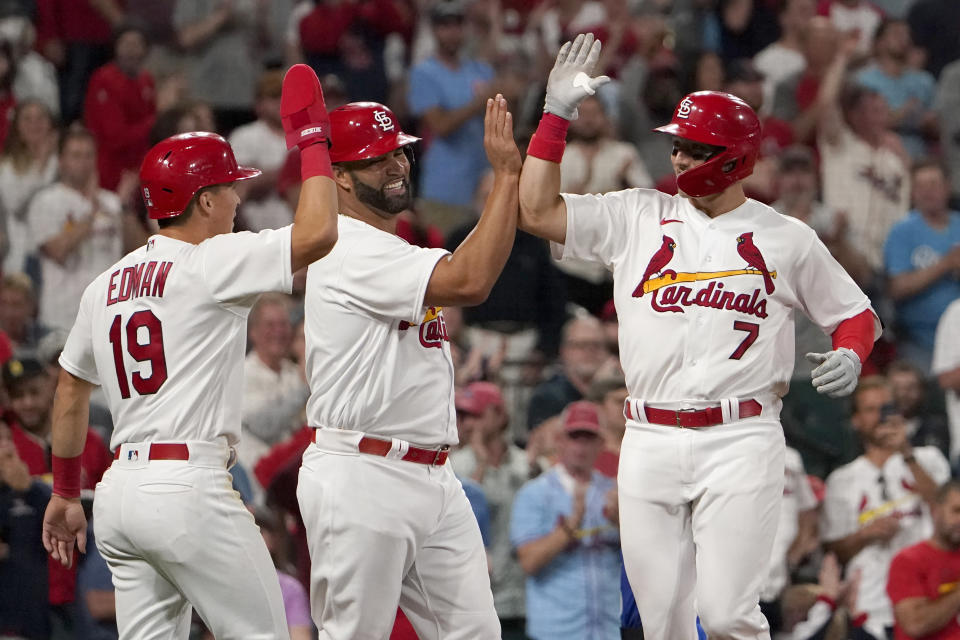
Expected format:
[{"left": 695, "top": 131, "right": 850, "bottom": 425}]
[
  {"left": 526, "top": 112, "right": 570, "bottom": 163},
  {"left": 851, "top": 612, "right": 868, "bottom": 627},
  {"left": 300, "top": 143, "right": 333, "bottom": 181},
  {"left": 815, "top": 594, "right": 836, "bottom": 610},
  {"left": 831, "top": 309, "right": 877, "bottom": 364},
  {"left": 52, "top": 454, "right": 82, "bottom": 499}
]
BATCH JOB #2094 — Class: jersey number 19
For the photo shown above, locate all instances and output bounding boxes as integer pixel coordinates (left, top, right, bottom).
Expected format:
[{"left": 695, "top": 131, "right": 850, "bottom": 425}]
[{"left": 109, "top": 311, "right": 168, "bottom": 399}]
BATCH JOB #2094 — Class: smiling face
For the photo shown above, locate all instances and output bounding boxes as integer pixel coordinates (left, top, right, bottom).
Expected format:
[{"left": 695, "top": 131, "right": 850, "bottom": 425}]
[{"left": 341, "top": 147, "right": 413, "bottom": 218}]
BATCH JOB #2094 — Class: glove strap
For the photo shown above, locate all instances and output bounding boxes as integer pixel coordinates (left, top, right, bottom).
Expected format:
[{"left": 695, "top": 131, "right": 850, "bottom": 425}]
[
  {"left": 527, "top": 112, "right": 570, "bottom": 164},
  {"left": 52, "top": 454, "right": 82, "bottom": 499},
  {"left": 301, "top": 143, "right": 333, "bottom": 181}
]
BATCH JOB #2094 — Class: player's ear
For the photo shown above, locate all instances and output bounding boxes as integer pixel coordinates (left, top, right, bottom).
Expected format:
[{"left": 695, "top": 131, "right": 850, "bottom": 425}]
[{"left": 332, "top": 165, "right": 353, "bottom": 192}]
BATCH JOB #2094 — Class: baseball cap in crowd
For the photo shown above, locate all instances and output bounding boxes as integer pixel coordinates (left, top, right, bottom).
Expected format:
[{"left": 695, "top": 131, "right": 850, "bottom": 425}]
[
  {"left": 2, "top": 357, "right": 46, "bottom": 395},
  {"left": 430, "top": 0, "right": 466, "bottom": 24},
  {"left": 455, "top": 381, "right": 504, "bottom": 416},
  {"left": 560, "top": 401, "right": 601, "bottom": 436}
]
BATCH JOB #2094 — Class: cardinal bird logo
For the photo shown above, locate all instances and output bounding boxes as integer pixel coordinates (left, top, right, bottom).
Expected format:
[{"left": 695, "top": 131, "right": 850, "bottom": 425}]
[
  {"left": 633, "top": 236, "right": 677, "bottom": 297},
  {"left": 736, "top": 232, "right": 775, "bottom": 295}
]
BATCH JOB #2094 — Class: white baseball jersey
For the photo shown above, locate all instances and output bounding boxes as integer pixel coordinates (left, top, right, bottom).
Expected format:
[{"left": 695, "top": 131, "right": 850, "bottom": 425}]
[
  {"left": 303, "top": 215, "right": 455, "bottom": 447},
  {"left": 761, "top": 446, "right": 818, "bottom": 601},
  {"left": 553, "top": 189, "right": 879, "bottom": 406},
  {"left": 819, "top": 124, "right": 910, "bottom": 270},
  {"left": 932, "top": 298, "right": 960, "bottom": 459},
  {"left": 27, "top": 183, "right": 123, "bottom": 332},
  {"left": 59, "top": 228, "right": 293, "bottom": 450},
  {"left": 821, "top": 448, "right": 951, "bottom": 635}
]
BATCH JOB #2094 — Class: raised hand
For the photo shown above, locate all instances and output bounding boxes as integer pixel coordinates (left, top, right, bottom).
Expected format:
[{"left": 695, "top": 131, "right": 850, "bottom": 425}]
[
  {"left": 544, "top": 33, "right": 611, "bottom": 120},
  {"left": 483, "top": 94, "right": 522, "bottom": 175},
  {"left": 42, "top": 494, "right": 88, "bottom": 568}
]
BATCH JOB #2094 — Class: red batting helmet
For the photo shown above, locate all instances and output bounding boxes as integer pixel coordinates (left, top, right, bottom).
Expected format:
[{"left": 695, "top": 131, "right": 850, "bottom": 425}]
[
  {"left": 328, "top": 102, "right": 420, "bottom": 164},
  {"left": 139, "top": 132, "right": 261, "bottom": 219},
  {"left": 654, "top": 91, "right": 761, "bottom": 198}
]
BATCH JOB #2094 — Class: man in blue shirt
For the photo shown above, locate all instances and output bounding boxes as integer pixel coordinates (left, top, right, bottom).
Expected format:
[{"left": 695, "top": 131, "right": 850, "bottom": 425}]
[
  {"left": 884, "top": 159, "right": 960, "bottom": 372},
  {"left": 510, "top": 401, "right": 621, "bottom": 640},
  {"left": 408, "top": 0, "right": 493, "bottom": 232}
]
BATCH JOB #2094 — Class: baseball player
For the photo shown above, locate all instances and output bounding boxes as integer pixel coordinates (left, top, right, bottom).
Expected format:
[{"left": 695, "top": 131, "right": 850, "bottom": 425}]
[
  {"left": 297, "top": 95, "right": 521, "bottom": 639},
  {"left": 517, "top": 33, "right": 881, "bottom": 640},
  {"left": 40, "top": 64, "right": 339, "bottom": 638}
]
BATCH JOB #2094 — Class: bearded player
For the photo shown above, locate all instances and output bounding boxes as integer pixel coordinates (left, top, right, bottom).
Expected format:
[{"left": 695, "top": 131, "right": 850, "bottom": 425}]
[{"left": 518, "top": 33, "right": 880, "bottom": 639}]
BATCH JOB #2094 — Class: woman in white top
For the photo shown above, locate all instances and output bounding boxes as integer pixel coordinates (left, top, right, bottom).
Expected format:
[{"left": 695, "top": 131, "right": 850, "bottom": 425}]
[{"left": 0, "top": 100, "right": 58, "bottom": 275}]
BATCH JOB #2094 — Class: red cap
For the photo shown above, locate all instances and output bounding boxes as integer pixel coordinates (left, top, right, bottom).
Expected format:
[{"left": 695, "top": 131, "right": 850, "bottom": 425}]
[
  {"left": 455, "top": 382, "right": 504, "bottom": 416},
  {"left": 561, "top": 401, "right": 601, "bottom": 435}
]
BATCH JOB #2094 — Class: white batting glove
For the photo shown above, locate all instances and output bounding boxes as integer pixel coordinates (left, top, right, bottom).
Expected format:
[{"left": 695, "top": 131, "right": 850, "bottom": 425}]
[
  {"left": 806, "top": 348, "right": 862, "bottom": 398},
  {"left": 544, "top": 33, "right": 611, "bottom": 121}
]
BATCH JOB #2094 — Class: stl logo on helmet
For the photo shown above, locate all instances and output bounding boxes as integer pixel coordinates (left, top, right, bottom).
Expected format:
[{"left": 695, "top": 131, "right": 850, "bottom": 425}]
[
  {"left": 142, "top": 187, "right": 153, "bottom": 208},
  {"left": 374, "top": 111, "right": 395, "bottom": 132},
  {"left": 676, "top": 97, "right": 695, "bottom": 119}
]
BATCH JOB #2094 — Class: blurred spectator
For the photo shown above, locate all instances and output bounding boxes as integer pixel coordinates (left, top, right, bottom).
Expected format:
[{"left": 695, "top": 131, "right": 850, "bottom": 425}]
[
  {"left": 691, "top": 50, "right": 725, "bottom": 93},
  {"left": 446, "top": 170, "right": 566, "bottom": 367},
  {"left": 560, "top": 95, "right": 652, "bottom": 195},
  {"left": 0, "top": 8, "right": 60, "bottom": 115},
  {"left": 713, "top": 0, "right": 779, "bottom": 63},
  {"left": 753, "top": 0, "right": 814, "bottom": 115},
  {"left": 772, "top": 145, "right": 872, "bottom": 290},
  {"left": 816, "top": 0, "right": 883, "bottom": 55},
  {"left": 288, "top": 0, "right": 413, "bottom": 105},
  {"left": 933, "top": 59, "right": 960, "bottom": 207},
  {"left": 408, "top": 0, "right": 493, "bottom": 232},
  {"left": 451, "top": 381, "right": 529, "bottom": 638},
  {"left": 75, "top": 526, "right": 118, "bottom": 640},
  {"left": 83, "top": 23, "right": 158, "bottom": 191},
  {"left": 0, "top": 419, "right": 51, "bottom": 640},
  {"left": 760, "top": 446, "right": 820, "bottom": 634},
  {"left": 906, "top": 0, "right": 960, "bottom": 80},
  {"left": 883, "top": 159, "right": 960, "bottom": 370},
  {"left": 527, "top": 315, "right": 607, "bottom": 432},
  {"left": 888, "top": 360, "right": 951, "bottom": 461},
  {"left": 524, "top": 0, "right": 605, "bottom": 60},
  {"left": 856, "top": 18, "right": 938, "bottom": 159},
  {"left": 395, "top": 207, "right": 445, "bottom": 249},
  {"left": 578, "top": 0, "right": 643, "bottom": 84},
  {"left": 229, "top": 69, "right": 293, "bottom": 232},
  {"left": 818, "top": 47, "right": 911, "bottom": 273},
  {"left": 510, "top": 401, "right": 621, "bottom": 640},
  {"left": 771, "top": 16, "right": 841, "bottom": 143},
  {"left": 822, "top": 376, "right": 951, "bottom": 639},
  {"left": 0, "top": 273, "right": 47, "bottom": 354},
  {"left": 587, "top": 373, "right": 626, "bottom": 479},
  {"left": 36, "top": 0, "right": 122, "bottom": 124},
  {"left": 240, "top": 293, "right": 308, "bottom": 501},
  {"left": 782, "top": 553, "right": 871, "bottom": 639},
  {"left": 149, "top": 99, "right": 218, "bottom": 145},
  {"left": 173, "top": 0, "right": 260, "bottom": 133},
  {"left": 932, "top": 298, "right": 960, "bottom": 464},
  {"left": 887, "top": 479, "right": 960, "bottom": 640},
  {"left": 460, "top": 474, "right": 493, "bottom": 548},
  {"left": 0, "top": 40, "right": 15, "bottom": 150},
  {"left": 598, "top": 299, "right": 616, "bottom": 356},
  {"left": 725, "top": 58, "right": 795, "bottom": 203},
  {"left": 26, "top": 125, "right": 124, "bottom": 333},
  {"left": 252, "top": 506, "right": 314, "bottom": 640},
  {"left": 0, "top": 99, "right": 58, "bottom": 276},
  {"left": 444, "top": 305, "right": 503, "bottom": 387}
]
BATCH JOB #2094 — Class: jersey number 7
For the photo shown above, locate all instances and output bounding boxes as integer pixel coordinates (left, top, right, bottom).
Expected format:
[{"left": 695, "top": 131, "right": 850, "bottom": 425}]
[
  {"left": 109, "top": 311, "right": 168, "bottom": 399},
  {"left": 729, "top": 321, "right": 759, "bottom": 360}
]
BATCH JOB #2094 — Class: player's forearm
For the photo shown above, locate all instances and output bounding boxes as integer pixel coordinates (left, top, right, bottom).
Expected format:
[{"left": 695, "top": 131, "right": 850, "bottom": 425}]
[
  {"left": 518, "top": 155, "right": 566, "bottom": 244},
  {"left": 516, "top": 526, "right": 573, "bottom": 575},
  {"left": 290, "top": 175, "right": 338, "bottom": 273},
  {"left": 888, "top": 261, "right": 953, "bottom": 300},
  {"left": 896, "top": 589, "right": 960, "bottom": 638},
  {"left": 51, "top": 369, "right": 95, "bottom": 458}
]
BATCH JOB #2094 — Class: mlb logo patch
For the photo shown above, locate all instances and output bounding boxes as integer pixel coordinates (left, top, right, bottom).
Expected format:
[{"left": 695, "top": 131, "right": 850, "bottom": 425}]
[{"left": 127, "top": 450, "right": 139, "bottom": 461}]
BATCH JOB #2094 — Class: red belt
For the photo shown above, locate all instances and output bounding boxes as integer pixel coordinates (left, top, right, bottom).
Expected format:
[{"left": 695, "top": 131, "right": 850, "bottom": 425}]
[
  {"left": 356, "top": 435, "right": 449, "bottom": 466},
  {"left": 113, "top": 443, "right": 190, "bottom": 461},
  {"left": 625, "top": 399, "right": 762, "bottom": 428}
]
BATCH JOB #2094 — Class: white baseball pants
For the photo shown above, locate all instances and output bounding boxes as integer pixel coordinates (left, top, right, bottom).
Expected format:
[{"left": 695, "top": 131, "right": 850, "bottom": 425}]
[
  {"left": 297, "top": 430, "right": 500, "bottom": 640},
  {"left": 618, "top": 417, "right": 785, "bottom": 640},
  {"left": 93, "top": 440, "right": 289, "bottom": 640}
]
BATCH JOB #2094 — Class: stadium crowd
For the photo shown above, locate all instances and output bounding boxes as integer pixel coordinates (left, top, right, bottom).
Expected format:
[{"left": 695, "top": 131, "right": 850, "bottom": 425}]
[{"left": 1, "top": 0, "right": 959, "bottom": 638}]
